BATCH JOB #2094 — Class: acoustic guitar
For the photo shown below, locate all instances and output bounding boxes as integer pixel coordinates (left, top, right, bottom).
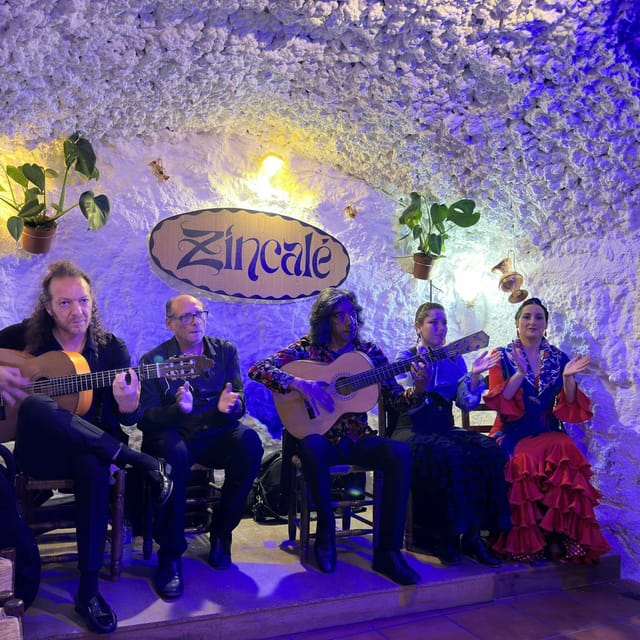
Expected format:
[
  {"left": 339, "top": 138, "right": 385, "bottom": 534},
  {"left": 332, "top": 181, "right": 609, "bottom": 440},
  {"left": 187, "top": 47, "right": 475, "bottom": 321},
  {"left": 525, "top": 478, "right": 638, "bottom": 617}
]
[
  {"left": 273, "top": 330, "right": 489, "bottom": 439},
  {"left": 0, "top": 349, "right": 213, "bottom": 442}
]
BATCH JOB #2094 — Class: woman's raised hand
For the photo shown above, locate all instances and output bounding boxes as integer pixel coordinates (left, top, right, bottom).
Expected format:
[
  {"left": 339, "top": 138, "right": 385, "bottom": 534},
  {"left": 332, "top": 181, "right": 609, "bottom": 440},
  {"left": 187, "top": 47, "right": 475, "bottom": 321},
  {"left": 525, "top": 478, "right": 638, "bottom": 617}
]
[
  {"left": 563, "top": 354, "right": 591, "bottom": 377},
  {"left": 471, "top": 350, "right": 501, "bottom": 376}
]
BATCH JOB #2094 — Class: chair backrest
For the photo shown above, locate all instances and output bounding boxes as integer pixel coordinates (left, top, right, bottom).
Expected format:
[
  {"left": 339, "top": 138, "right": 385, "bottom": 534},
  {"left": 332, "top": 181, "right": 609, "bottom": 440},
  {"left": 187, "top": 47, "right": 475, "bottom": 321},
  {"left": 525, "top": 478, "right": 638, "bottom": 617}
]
[
  {"left": 377, "top": 397, "right": 398, "bottom": 438},
  {"left": 459, "top": 402, "right": 496, "bottom": 434}
]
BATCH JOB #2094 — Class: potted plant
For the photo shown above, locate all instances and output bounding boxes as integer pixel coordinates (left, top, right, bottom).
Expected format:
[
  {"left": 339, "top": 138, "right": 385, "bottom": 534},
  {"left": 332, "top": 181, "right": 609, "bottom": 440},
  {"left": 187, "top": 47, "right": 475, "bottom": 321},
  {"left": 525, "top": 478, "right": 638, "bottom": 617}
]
[
  {"left": 0, "top": 131, "right": 110, "bottom": 254},
  {"left": 398, "top": 192, "right": 481, "bottom": 279}
]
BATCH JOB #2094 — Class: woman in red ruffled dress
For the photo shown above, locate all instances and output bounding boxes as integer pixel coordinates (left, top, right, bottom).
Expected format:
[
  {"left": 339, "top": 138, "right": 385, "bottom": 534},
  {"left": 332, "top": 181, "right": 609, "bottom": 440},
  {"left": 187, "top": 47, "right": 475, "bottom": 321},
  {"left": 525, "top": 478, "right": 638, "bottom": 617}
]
[{"left": 484, "top": 297, "right": 610, "bottom": 564}]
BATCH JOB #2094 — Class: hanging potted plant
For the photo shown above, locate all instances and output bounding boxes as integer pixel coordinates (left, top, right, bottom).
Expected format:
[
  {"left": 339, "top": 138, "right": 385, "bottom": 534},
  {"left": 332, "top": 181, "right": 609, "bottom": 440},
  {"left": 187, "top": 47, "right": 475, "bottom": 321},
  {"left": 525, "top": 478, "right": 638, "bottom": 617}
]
[
  {"left": 0, "top": 131, "right": 110, "bottom": 254},
  {"left": 398, "top": 192, "right": 481, "bottom": 279}
]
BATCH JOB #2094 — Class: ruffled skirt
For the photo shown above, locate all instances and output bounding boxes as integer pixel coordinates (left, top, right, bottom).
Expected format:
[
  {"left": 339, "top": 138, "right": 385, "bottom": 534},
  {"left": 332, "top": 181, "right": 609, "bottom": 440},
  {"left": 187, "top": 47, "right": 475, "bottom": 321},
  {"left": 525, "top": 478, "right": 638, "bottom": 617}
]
[{"left": 491, "top": 432, "right": 610, "bottom": 564}]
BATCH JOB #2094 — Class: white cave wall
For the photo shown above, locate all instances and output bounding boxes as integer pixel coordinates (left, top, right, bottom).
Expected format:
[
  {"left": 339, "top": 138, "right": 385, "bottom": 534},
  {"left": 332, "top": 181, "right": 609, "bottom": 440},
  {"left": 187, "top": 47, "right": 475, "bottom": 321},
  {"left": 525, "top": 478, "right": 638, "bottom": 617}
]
[
  {"left": 1, "top": 130, "right": 638, "bottom": 581},
  {"left": 0, "top": 0, "right": 639, "bottom": 581}
]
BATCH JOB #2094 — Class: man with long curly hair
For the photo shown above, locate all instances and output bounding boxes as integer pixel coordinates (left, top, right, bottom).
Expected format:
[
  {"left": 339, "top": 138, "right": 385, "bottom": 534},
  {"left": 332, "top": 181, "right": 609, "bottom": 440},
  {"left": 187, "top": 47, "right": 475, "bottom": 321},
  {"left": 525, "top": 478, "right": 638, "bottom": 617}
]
[
  {"left": 0, "top": 260, "right": 172, "bottom": 634},
  {"left": 249, "top": 287, "right": 423, "bottom": 585}
]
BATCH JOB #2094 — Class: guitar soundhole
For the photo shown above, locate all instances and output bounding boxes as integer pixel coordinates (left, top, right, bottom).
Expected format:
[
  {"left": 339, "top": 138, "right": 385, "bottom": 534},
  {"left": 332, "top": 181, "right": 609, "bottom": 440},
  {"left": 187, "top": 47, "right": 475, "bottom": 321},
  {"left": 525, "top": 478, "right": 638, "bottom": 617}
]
[{"left": 335, "top": 376, "right": 355, "bottom": 397}]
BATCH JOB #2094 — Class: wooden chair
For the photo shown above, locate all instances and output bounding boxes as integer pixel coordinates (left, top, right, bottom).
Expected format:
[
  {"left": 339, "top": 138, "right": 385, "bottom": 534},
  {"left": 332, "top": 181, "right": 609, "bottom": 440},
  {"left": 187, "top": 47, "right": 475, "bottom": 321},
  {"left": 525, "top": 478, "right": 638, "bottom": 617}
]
[
  {"left": 0, "top": 566, "right": 23, "bottom": 640},
  {"left": 14, "top": 469, "right": 125, "bottom": 580},
  {"left": 287, "top": 456, "right": 383, "bottom": 563},
  {"left": 460, "top": 402, "right": 496, "bottom": 434},
  {"left": 285, "top": 400, "right": 387, "bottom": 564},
  {"left": 0, "top": 548, "right": 24, "bottom": 624}
]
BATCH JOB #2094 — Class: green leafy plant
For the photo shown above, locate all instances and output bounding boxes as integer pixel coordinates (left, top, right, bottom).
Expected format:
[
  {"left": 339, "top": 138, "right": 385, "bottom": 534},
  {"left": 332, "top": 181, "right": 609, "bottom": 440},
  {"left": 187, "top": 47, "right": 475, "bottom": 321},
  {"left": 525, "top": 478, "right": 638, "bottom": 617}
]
[
  {"left": 398, "top": 192, "right": 481, "bottom": 257},
  {"left": 0, "top": 131, "right": 110, "bottom": 242}
]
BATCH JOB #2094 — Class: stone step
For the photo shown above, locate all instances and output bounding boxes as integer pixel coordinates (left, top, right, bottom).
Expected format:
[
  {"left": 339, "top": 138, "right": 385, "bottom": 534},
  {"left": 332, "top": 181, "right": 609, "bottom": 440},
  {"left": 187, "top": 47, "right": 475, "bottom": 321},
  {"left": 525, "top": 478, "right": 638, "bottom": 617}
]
[{"left": 22, "top": 519, "right": 619, "bottom": 640}]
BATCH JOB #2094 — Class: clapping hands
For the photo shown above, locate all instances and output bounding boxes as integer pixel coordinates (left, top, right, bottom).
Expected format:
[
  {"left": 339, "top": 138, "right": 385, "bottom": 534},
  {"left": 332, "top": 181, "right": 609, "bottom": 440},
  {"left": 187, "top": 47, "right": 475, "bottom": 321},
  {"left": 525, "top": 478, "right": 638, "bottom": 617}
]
[
  {"left": 218, "top": 382, "right": 242, "bottom": 414},
  {"left": 471, "top": 350, "right": 501, "bottom": 376},
  {"left": 563, "top": 354, "right": 591, "bottom": 377}
]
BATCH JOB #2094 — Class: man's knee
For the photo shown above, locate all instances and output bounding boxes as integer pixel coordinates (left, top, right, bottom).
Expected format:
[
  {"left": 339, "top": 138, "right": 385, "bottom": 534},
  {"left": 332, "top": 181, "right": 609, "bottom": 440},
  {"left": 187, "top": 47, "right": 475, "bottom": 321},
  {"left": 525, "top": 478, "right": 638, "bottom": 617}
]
[
  {"left": 18, "top": 394, "right": 58, "bottom": 425},
  {"left": 144, "top": 432, "right": 190, "bottom": 479},
  {"left": 242, "top": 428, "right": 264, "bottom": 464}
]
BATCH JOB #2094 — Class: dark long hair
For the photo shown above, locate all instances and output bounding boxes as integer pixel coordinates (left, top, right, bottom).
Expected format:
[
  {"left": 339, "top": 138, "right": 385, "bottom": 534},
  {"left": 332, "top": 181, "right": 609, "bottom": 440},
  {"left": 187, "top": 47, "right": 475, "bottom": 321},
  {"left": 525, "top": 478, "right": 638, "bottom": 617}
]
[
  {"left": 24, "top": 260, "right": 107, "bottom": 353},
  {"left": 515, "top": 297, "right": 549, "bottom": 323},
  {"left": 308, "top": 287, "right": 363, "bottom": 346},
  {"left": 414, "top": 301, "right": 445, "bottom": 324}
]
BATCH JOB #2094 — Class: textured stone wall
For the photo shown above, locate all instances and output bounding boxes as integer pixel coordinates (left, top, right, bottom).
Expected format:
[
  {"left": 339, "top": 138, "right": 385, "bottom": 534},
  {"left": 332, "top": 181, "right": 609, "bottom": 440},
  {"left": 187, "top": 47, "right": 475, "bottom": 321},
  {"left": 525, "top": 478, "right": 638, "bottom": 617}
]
[{"left": 0, "top": 0, "right": 638, "bottom": 579}]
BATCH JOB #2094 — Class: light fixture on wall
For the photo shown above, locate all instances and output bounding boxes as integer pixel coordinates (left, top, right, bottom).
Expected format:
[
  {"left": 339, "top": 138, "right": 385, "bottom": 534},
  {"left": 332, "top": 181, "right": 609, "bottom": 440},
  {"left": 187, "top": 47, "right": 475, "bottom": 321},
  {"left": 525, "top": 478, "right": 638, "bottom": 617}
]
[
  {"left": 259, "top": 154, "right": 284, "bottom": 179},
  {"left": 491, "top": 250, "right": 528, "bottom": 303},
  {"left": 251, "top": 153, "right": 288, "bottom": 201}
]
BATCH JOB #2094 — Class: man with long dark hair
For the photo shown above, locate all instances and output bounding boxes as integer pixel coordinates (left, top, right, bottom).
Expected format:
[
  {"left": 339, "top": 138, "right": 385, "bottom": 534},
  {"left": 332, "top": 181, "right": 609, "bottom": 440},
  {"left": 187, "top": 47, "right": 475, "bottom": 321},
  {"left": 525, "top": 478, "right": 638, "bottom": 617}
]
[
  {"left": 0, "top": 260, "right": 172, "bottom": 634},
  {"left": 249, "top": 287, "right": 423, "bottom": 585}
]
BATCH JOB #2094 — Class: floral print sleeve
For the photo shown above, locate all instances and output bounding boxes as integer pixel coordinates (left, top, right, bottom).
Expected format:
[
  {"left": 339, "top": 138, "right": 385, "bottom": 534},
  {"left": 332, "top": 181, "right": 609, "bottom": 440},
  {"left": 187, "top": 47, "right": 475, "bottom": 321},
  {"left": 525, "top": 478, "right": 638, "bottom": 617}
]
[{"left": 247, "top": 337, "right": 313, "bottom": 393}]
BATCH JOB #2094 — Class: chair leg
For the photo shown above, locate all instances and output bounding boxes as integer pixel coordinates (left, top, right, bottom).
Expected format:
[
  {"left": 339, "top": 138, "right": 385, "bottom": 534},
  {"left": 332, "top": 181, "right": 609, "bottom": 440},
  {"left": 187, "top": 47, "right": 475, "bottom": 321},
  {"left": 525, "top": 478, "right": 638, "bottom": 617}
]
[
  {"left": 287, "top": 466, "right": 298, "bottom": 543},
  {"left": 299, "top": 475, "right": 310, "bottom": 563},
  {"left": 142, "top": 480, "right": 154, "bottom": 561},
  {"left": 372, "top": 470, "right": 383, "bottom": 551},
  {"left": 404, "top": 488, "right": 414, "bottom": 551},
  {"left": 109, "top": 470, "right": 125, "bottom": 580}
]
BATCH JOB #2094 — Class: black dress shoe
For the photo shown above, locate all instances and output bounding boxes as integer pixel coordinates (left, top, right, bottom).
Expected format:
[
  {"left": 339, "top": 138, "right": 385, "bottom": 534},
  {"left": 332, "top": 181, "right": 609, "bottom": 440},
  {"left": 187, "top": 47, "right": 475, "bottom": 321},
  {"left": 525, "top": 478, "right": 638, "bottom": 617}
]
[
  {"left": 462, "top": 535, "right": 501, "bottom": 567},
  {"left": 149, "top": 458, "right": 173, "bottom": 506},
  {"left": 74, "top": 592, "right": 117, "bottom": 634},
  {"left": 313, "top": 539, "right": 337, "bottom": 573},
  {"left": 373, "top": 550, "right": 420, "bottom": 585},
  {"left": 437, "top": 540, "right": 463, "bottom": 565},
  {"left": 154, "top": 558, "right": 184, "bottom": 599},
  {"left": 208, "top": 534, "right": 232, "bottom": 570}
]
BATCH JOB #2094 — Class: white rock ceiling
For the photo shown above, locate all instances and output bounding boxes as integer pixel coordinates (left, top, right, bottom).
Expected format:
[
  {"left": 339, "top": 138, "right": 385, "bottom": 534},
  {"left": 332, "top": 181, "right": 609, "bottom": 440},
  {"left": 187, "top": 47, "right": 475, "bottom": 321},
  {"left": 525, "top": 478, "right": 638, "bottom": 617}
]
[{"left": 2, "top": 0, "right": 639, "bottom": 250}]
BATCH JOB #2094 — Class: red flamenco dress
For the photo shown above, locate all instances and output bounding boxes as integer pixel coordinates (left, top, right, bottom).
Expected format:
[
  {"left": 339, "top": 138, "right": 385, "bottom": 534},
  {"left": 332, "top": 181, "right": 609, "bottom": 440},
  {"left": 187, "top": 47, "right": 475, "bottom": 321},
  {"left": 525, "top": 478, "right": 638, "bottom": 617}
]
[{"left": 484, "top": 340, "right": 610, "bottom": 564}]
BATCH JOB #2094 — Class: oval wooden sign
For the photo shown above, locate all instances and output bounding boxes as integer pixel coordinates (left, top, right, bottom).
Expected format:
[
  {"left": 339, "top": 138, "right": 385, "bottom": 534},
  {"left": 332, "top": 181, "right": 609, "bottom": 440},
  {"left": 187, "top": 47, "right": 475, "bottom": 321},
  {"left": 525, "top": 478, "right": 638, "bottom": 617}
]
[{"left": 148, "top": 208, "right": 350, "bottom": 302}]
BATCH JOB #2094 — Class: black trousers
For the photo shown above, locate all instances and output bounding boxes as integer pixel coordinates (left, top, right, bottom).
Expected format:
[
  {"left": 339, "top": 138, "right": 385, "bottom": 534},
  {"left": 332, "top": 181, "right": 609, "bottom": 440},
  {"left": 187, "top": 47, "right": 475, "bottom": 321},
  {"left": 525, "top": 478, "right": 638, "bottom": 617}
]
[
  {"left": 297, "top": 434, "right": 412, "bottom": 551},
  {"left": 14, "top": 395, "right": 122, "bottom": 576},
  {"left": 142, "top": 423, "right": 263, "bottom": 558}
]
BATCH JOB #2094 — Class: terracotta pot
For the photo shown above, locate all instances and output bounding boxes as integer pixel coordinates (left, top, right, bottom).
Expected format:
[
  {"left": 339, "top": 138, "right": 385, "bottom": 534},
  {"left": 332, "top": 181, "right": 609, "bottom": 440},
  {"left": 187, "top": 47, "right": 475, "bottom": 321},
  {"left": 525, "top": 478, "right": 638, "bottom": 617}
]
[
  {"left": 20, "top": 223, "right": 57, "bottom": 254},
  {"left": 412, "top": 253, "right": 435, "bottom": 280}
]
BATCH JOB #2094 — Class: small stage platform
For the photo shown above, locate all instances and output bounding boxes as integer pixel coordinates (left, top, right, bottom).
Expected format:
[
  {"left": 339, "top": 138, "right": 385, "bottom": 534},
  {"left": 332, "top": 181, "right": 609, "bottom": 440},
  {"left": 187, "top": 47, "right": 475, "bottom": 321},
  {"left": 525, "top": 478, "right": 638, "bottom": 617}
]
[{"left": 22, "top": 516, "right": 620, "bottom": 640}]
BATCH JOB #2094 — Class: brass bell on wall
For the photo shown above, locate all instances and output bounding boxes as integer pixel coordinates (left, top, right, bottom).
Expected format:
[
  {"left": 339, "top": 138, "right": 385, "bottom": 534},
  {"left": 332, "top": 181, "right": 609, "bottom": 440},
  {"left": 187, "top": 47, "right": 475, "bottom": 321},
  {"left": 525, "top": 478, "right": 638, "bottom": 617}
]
[{"left": 491, "top": 250, "right": 528, "bottom": 303}]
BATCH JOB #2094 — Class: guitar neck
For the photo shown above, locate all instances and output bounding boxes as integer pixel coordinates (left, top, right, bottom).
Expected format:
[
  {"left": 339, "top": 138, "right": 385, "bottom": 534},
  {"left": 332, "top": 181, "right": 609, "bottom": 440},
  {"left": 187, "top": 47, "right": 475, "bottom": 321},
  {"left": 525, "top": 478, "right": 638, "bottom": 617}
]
[
  {"left": 29, "top": 362, "right": 166, "bottom": 398},
  {"left": 338, "top": 331, "right": 489, "bottom": 394},
  {"left": 345, "top": 353, "right": 422, "bottom": 392}
]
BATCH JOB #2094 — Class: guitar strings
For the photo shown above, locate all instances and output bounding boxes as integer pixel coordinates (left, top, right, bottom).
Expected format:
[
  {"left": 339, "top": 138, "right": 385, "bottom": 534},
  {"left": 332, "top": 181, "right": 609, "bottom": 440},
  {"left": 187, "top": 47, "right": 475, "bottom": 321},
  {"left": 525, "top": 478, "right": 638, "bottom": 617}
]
[{"left": 334, "top": 335, "right": 487, "bottom": 394}]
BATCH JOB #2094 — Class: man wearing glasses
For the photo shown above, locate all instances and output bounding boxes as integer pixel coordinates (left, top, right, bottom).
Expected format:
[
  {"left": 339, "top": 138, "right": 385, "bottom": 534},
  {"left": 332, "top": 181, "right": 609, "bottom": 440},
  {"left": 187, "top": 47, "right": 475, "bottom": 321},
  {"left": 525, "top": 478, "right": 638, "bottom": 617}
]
[{"left": 138, "top": 294, "right": 263, "bottom": 599}]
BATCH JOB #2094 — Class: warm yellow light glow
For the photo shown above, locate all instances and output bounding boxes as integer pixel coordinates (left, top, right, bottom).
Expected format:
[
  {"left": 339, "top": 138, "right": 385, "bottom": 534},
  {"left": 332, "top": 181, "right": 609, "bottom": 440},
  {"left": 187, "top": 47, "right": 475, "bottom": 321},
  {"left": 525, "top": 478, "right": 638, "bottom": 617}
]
[
  {"left": 455, "top": 259, "right": 483, "bottom": 307},
  {"left": 260, "top": 154, "right": 284, "bottom": 178},
  {"left": 457, "top": 276, "right": 479, "bottom": 307},
  {"left": 231, "top": 149, "right": 318, "bottom": 212}
]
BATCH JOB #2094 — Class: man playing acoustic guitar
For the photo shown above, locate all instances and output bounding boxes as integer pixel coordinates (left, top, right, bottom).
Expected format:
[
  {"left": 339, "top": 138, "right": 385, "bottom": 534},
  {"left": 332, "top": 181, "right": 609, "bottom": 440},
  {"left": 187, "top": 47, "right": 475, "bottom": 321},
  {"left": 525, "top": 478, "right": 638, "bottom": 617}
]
[
  {"left": 0, "top": 260, "right": 173, "bottom": 635},
  {"left": 248, "top": 287, "right": 426, "bottom": 585}
]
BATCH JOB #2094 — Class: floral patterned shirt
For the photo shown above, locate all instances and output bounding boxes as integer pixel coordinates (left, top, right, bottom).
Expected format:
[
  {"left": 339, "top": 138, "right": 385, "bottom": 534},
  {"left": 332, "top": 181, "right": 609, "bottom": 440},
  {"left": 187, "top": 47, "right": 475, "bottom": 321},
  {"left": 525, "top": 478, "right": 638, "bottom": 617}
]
[{"left": 248, "top": 335, "right": 425, "bottom": 445}]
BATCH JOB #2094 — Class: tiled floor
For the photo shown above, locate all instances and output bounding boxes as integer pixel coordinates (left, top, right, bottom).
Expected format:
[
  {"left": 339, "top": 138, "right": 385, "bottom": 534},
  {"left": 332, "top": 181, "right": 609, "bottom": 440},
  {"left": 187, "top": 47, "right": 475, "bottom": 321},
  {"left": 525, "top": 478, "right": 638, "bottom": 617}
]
[
  {"left": 265, "top": 581, "right": 640, "bottom": 640},
  {"left": 22, "top": 514, "right": 628, "bottom": 640}
]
